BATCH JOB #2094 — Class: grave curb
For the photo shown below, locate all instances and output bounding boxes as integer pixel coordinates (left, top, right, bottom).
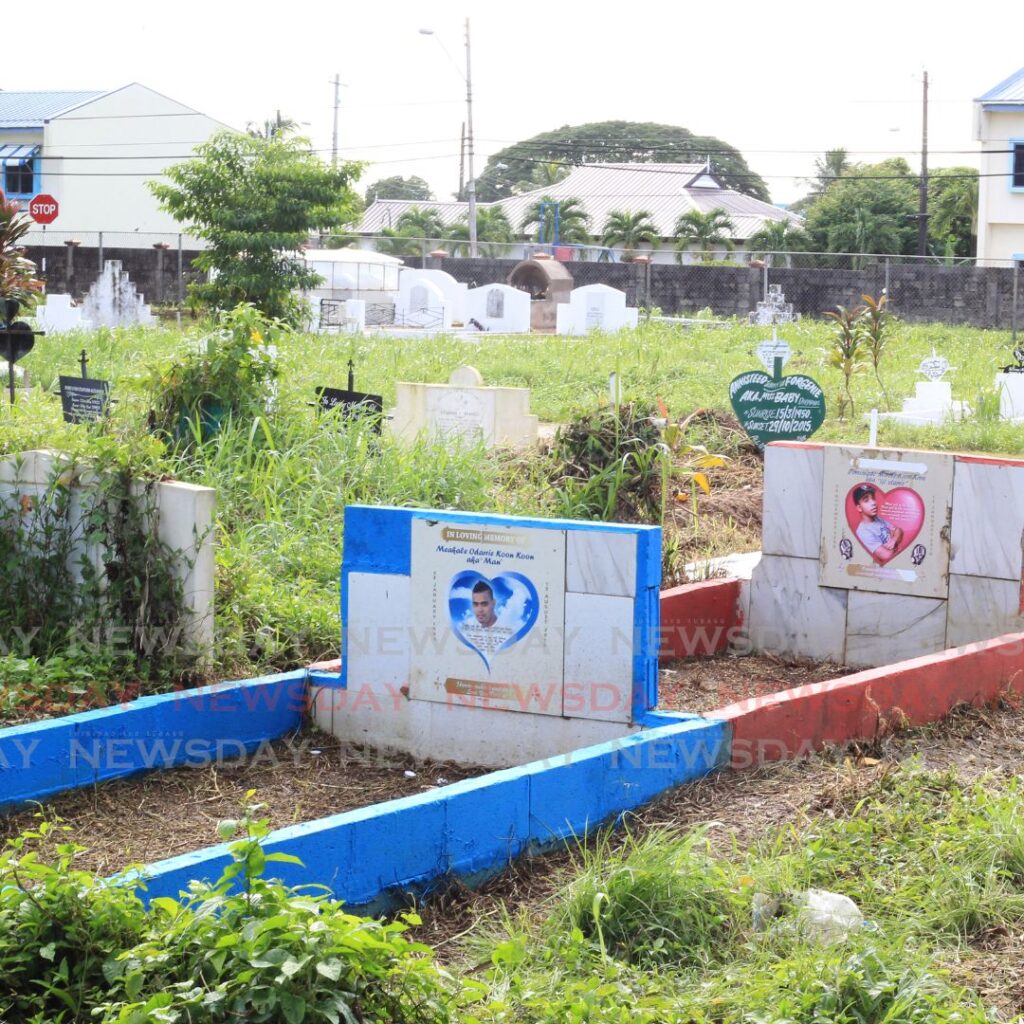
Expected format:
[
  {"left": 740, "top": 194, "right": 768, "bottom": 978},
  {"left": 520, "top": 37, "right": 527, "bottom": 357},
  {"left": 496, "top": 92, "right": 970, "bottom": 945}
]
[
  {"left": 0, "top": 671, "right": 307, "bottom": 811},
  {"left": 131, "top": 714, "right": 731, "bottom": 910},
  {"left": 711, "top": 630, "right": 1024, "bottom": 766}
]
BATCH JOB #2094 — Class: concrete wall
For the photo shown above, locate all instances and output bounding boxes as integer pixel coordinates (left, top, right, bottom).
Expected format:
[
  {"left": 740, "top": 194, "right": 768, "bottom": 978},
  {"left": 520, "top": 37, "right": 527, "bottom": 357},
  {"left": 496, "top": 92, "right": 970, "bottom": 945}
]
[
  {"left": 436, "top": 258, "right": 1022, "bottom": 327},
  {"left": 0, "top": 451, "right": 215, "bottom": 661},
  {"left": 23, "top": 244, "right": 204, "bottom": 306}
]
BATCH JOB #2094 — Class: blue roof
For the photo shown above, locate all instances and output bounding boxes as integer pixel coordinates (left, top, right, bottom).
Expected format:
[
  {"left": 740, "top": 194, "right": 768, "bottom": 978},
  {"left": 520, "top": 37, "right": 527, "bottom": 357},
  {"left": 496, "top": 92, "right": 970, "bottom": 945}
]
[
  {"left": 977, "top": 67, "right": 1024, "bottom": 104},
  {"left": 0, "top": 90, "right": 105, "bottom": 128}
]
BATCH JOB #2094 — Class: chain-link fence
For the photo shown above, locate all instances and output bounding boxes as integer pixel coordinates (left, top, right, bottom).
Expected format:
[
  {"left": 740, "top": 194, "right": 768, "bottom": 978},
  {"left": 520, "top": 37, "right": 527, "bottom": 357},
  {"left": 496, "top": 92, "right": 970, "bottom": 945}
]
[{"left": 16, "top": 229, "right": 1024, "bottom": 332}]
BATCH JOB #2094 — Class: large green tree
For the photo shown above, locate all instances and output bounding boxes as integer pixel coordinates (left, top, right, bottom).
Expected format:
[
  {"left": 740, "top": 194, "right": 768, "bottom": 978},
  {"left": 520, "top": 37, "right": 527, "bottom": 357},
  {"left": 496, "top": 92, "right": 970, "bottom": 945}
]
[
  {"left": 364, "top": 175, "right": 433, "bottom": 205},
  {"left": 475, "top": 121, "right": 769, "bottom": 202},
  {"left": 151, "top": 130, "right": 362, "bottom": 323},
  {"left": 804, "top": 158, "right": 918, "bottom": 263},
  {"left": 519, "top": 196, "right": 591, "bottom": 245},
  {"left": 791, "top": 148, "right": 851, "bottom": 213}
]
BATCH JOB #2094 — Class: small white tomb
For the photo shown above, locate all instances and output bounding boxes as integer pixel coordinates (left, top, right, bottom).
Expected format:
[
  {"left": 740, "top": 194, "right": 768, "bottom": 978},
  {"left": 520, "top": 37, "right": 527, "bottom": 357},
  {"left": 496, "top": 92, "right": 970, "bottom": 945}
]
[
  {"left": 555, "top": 283, "right": 639, "bottom": 335},
  {"left": 390, "top": 365, "right": 539, "bottom": 449},
  {"left": 465, "top": 283, "right": 531, "bottom": 333},
  {"left": 34, "top": 294, "right": 85, "bottom": 334}
]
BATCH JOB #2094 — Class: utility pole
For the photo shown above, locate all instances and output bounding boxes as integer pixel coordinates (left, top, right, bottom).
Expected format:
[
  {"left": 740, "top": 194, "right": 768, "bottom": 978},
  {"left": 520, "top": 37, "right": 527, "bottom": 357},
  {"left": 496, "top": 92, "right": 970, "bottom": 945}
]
[
  {"left": 331, "top": 73, "right": 341, "bottom": 168},
  {"left": 464, "top": 17, "right": 478, "bottom": 257},
  {"left": 458, "top": 121, "right": 466, "bottom": 200},
  {"left": 917, "top": 70, "right": 929, "bottom": 258}
]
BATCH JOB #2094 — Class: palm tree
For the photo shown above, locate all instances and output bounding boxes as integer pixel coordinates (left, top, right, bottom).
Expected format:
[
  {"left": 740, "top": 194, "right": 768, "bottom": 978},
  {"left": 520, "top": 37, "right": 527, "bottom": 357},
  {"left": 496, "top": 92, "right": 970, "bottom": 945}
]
[
  {"left": 673, "top": 208, "right": 736, "bottom": 263},
  {"left": 600, "top": 210, "right": 660, "bottom": 257},
  {"left": 929, "top": 169, "right": 979, "bottom": 258},
  {"left": 745, "top": 219, "right": 810, "bottom": 267},
  {"left": 811, "top": 149, "right": 850, "bottom": 195},
  {"left": 246, "top": 110, "right": 299, "bottom": 140},
  {"left": 446, "top": 207, "right": 514, "bottom": 256},
  {"left": 519, "top": 196, "right": 591, "bottom": 245},
  {"left": 395, "top": 206, "right": 445, "bottom": 240}
]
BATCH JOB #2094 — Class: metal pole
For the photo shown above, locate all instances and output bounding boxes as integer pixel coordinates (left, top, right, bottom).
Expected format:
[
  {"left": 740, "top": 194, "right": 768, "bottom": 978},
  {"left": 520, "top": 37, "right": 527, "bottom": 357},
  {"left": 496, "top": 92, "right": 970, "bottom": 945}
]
[
  {"left": 464, "top": 17, "right": 477, "bottom": 258},
  {"left": 917, "top": 70, "right": 929, "bottom": 258},
  {"left": 6, "top": 335, "right": 14, "bottom": 406},
  {"left": 331, "top": 74, "right": 341, "bottom": 168},
  {"left": 1013, "top": 261, "right": 1019, "bottom": 344}
]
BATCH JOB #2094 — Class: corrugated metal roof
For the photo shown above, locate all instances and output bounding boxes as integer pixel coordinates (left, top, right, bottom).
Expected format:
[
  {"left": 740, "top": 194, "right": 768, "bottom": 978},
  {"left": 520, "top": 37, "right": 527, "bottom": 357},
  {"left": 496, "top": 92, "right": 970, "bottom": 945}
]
[
  {"left": 357, "top": 162, "right": 797, "bottom": 241},
  {"left": 977, "top": 66, "right": 1024, "bottom": 104},
  {"left": 0, "top": 90, "right": 105, "bottom": 128}
]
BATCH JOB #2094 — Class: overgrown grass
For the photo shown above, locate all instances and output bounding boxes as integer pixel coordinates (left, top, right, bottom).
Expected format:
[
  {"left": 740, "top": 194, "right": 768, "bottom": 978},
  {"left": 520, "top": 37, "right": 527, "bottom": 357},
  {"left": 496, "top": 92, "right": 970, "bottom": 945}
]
[
  {"left": 3, "top": 316, "right": 1021, "bottom": 689},
  {"left": 470, "top": 763, "right": 1024, "bottom": 1022}
]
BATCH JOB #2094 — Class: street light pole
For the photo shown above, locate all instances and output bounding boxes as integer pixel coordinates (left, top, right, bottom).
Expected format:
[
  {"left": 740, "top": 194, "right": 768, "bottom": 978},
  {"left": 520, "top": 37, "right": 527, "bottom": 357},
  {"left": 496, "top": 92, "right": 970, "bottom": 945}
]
[
  {"left": 331, "top": 74, "right": 342, "bottom": 168},
  {"left": 464, "top": 17, "right": 478, "bottom": 257},
  {"left": 420, "top": 21, "right": 478, "bottom": 257}
]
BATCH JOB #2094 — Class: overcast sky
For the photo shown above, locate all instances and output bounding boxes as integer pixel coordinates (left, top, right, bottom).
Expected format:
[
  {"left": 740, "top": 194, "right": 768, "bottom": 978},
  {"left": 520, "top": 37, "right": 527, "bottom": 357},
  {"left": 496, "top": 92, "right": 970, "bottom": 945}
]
[{"left": 7, "top": 0, "right": 1022, "bottom": 206}]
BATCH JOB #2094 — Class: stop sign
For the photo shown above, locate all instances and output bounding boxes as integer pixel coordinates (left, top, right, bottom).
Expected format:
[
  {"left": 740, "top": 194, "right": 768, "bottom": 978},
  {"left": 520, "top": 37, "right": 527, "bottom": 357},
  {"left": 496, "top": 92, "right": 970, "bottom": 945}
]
[{"left": 29, "top": 194, "right": 59, "bottom": 224}]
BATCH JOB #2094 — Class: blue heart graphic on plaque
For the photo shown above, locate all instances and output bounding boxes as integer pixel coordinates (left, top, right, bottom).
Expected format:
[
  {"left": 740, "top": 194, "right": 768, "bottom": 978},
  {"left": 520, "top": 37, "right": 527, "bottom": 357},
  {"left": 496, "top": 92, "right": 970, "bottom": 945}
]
[{"left": 448, "top": 570, "right": 539, "bottom": 671}]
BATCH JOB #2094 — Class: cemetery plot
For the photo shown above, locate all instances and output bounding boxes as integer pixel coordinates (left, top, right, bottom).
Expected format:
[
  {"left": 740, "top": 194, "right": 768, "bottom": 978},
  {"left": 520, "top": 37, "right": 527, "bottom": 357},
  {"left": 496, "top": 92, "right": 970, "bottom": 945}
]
[
  {"left": 0, "top": 725, "right": 483, "bottom": 876},
  {"left": 656, "top": 653, "right": 840, "bottom": 714}
]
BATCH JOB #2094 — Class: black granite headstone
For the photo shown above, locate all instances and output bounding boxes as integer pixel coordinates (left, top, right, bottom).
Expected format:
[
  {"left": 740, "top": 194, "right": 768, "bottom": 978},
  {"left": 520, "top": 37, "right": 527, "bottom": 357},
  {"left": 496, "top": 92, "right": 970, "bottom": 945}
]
[{"left": 59, "top": 375, "right": 110, "bottom": 424}]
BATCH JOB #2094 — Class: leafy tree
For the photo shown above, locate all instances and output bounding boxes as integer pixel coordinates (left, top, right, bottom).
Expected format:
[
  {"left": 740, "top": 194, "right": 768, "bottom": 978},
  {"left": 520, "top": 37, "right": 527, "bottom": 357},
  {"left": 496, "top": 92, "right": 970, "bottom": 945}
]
[
  {"left": 476, "top": 121, "right": 769, "bottom": 201},
  {"left": 600, "top": 210, "right": 660, "bottom": 256},
  {"left": 151, "top": 130, "right": 362, "bottom": 324},
  {"left": 446, "top": 206, "right": 514, "bottom": 256},
  {"left": 745, "top": 218, "right": 810, "bottom": 265},
  {"left": 519, "top": 196, "right": 591, "bottom": 244},
  {"left": 364, "top": 175, "right": 434, "bottom": 205},
  {"left": 804, "top": 158, "right": 917, "bottom": 264},
  {"left": 0, "top": 197, "right": 43, "bottom": 308},
  {"left": 928, "top": 167, "right": 978, "bottom": 258},
  {"left": 673, "top": 208, "right": 736, "bottom": 263}
]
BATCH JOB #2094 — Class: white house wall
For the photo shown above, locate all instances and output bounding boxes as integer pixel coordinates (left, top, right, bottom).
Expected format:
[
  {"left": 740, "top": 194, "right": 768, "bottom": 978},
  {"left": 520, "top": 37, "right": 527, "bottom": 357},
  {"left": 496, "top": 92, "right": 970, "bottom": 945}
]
[
  {"left": 976, "top": 108, "right": 1024, "bottom": 262},
  {"left": 41, "top": 84, "right": 224, "bottom": 239}
]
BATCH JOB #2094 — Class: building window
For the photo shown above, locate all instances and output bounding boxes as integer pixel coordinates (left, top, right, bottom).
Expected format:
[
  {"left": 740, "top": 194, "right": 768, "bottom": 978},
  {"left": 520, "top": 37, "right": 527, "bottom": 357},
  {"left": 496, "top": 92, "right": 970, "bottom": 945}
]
[
  {"left": 4, "top": 157, "right": 34, "bottom": 197},
  {"left": 1014, "top": 142, "right": 1024, "bottom": 191}
]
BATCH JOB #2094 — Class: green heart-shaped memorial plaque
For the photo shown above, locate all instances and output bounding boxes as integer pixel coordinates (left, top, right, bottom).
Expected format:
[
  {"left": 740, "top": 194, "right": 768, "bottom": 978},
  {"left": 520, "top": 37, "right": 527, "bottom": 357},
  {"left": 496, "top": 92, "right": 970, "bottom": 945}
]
[{"left": 729, "top": 370, "right": 826, "bottom": 448}]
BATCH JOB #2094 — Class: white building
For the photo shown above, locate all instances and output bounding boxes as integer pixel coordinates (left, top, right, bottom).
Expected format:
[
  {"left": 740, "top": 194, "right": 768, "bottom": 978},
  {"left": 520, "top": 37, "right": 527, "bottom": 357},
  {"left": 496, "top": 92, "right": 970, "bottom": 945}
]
[
  {"left": 357, "top": 162, "right": 800, "bottom": 264},
  {"left": 974, "top": 66, "right": 1024, "bottom": 263},
  {"left": 0, "top": 84, "right": 227, "bottom": 243}
]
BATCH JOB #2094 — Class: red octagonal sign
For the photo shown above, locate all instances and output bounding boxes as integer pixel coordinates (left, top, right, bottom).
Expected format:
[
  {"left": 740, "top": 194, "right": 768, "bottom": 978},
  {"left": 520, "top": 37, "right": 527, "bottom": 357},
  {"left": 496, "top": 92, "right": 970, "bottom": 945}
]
[{"left": 29, "top": 194, "right": 59, "bottom": 224}]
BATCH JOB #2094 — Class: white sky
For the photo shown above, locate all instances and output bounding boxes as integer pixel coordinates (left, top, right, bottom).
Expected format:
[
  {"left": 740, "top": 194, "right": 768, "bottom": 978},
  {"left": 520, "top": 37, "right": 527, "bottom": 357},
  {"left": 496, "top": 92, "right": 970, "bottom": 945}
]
[{"left": 6, "top": 0, "right": 1022, "bottom": 206}]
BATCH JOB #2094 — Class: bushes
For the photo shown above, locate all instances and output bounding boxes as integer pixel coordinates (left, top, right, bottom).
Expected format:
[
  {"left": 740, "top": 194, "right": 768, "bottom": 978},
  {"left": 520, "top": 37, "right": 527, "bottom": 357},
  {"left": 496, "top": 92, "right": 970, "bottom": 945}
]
[{"left": 0, "top": 806, "right": 462, "bottom": 1024}]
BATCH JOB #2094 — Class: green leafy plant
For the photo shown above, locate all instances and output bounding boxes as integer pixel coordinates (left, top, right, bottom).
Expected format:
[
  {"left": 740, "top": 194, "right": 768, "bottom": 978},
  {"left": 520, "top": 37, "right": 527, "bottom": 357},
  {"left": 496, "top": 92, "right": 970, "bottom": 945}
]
[
  {"left": 0, "top": 197, "right": 44, "bottom": 309},
  {"left": 100, "top": 796, "right": 462, "bottom": 1024},
  {"left": 150, "top": 130, "right": 362, "bottom": 324},
  {"left": 824, "top": 302, "right": 869, "bottom": 419},
  {"left": 148, "top": 304, "right": 282, "bottom": 442},
  {"left": 859, "top": 292, "right": 894, "bottom": 404}
]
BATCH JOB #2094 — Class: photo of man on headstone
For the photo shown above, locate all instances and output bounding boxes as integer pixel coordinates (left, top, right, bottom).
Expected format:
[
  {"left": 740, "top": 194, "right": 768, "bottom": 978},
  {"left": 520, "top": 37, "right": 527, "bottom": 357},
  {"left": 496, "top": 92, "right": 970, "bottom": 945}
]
[
  {"left": 448, "top": 571, "right": 539, "bottom": 671},
  {"left": 851, "top": 483, "right": 904, "bottom": 565}
]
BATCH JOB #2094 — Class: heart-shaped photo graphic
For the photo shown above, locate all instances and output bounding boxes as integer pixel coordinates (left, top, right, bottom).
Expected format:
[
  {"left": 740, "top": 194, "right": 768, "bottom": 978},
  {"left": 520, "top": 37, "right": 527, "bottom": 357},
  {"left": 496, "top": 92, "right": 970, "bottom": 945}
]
[
  {"left": 448, "top": 570, "right": 539, "bottom": 671},
  {"left": 729, "top": 371, "right": 826, "bottom": 448},
  {"left": 844, "top": 483, "right": 925, "bottom": 564}
]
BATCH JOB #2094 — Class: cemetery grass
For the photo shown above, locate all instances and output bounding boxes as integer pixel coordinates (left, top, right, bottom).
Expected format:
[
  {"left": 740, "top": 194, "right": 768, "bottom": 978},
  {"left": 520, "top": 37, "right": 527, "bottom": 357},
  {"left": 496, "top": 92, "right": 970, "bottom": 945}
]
[
  {"left": 420, "top": 699, "right": 1024, "bottom": 1022},
  {"left": 2, "top": 317, "right": 1021, "bottom": 700}
]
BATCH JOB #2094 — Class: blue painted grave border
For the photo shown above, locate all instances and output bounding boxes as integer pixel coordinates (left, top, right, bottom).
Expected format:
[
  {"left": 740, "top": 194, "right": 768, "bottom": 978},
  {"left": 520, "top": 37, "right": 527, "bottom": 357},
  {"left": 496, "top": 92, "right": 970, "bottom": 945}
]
[
  {"left": 135, "top": 713, "right": 730, "bottom": 910},
  {"left": 0, "top": 671, "right": 307, "bottom": 812}
]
